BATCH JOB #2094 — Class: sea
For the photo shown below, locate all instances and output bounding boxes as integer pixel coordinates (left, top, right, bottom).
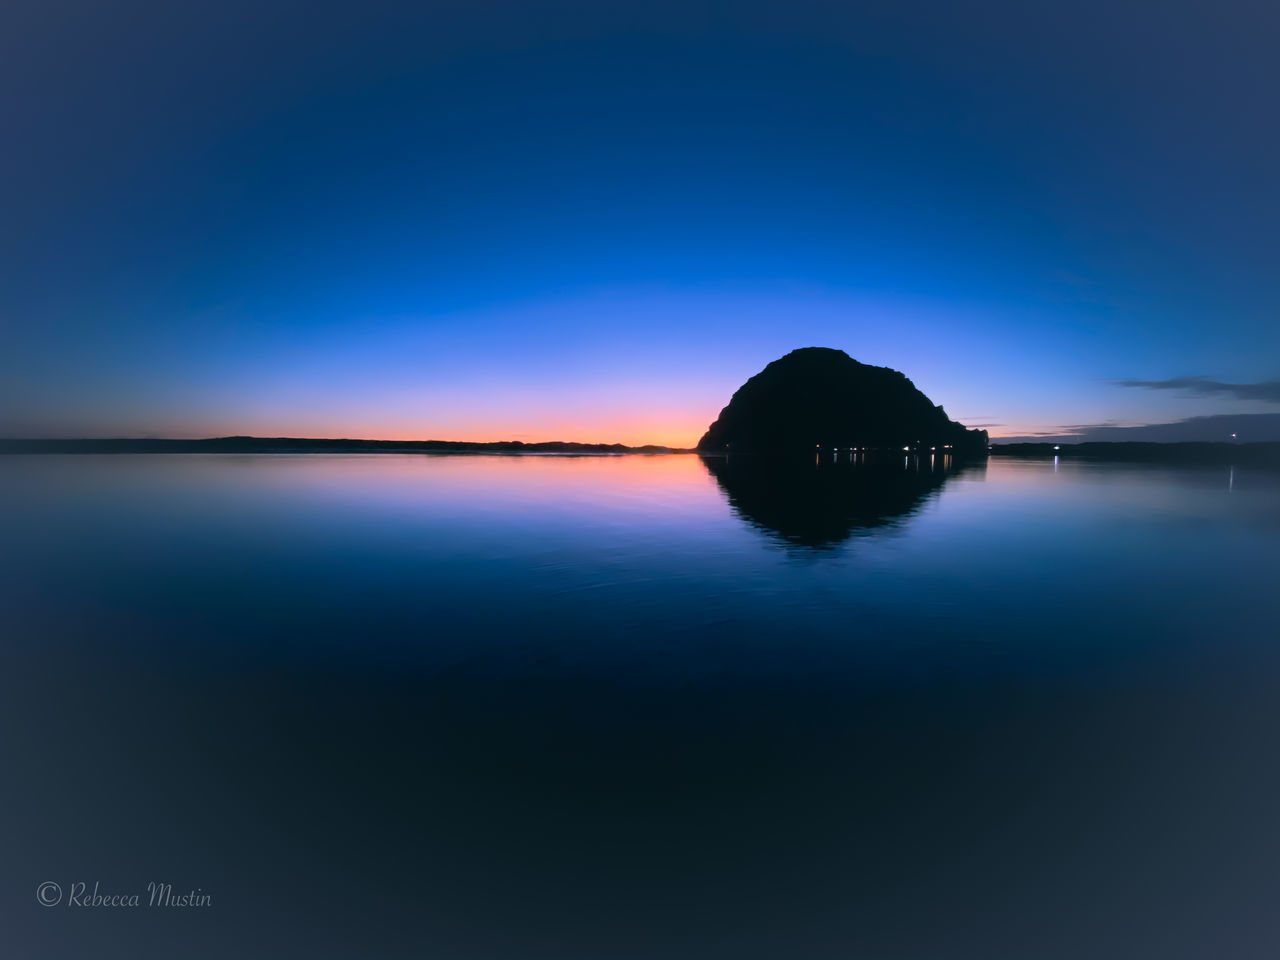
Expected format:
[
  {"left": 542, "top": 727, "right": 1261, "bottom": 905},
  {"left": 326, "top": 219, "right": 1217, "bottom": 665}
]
[{"left": 2, "top": 451, "right": 1278, "bottom": 958}]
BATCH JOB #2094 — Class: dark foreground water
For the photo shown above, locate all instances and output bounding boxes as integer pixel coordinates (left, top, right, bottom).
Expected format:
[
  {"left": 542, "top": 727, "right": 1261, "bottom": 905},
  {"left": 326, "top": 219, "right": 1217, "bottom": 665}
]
[{"left": 2, "top": 452, "right": 1278, "bottom": 959}]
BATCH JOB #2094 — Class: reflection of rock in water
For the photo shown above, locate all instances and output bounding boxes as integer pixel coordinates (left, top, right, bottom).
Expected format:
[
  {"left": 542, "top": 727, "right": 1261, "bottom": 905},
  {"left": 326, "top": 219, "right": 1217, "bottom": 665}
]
[{"left": 702, "top": 452, "right": 983, "bottom": 550}]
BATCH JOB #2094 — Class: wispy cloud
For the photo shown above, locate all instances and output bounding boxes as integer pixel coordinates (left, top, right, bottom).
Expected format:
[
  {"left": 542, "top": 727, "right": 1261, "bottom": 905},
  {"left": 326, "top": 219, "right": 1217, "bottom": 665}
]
[
  {"left": 1054, "top": 420, "right": 1143, "bottom": 432},
  {"left": 1112, "top": 377, "right": 1280, "bottom": 404}
]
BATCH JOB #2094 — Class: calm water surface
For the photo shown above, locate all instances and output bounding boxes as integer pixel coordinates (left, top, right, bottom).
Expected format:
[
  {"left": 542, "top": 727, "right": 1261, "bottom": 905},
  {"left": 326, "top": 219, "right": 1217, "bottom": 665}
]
[{"left": 2, "top": 453, "right": 1278, "bottom": 958}]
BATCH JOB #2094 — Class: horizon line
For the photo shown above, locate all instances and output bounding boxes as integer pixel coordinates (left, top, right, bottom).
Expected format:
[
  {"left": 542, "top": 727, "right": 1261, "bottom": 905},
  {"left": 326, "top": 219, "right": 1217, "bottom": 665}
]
[{"left": 2, "top": 434, "right": 1276, "bottom": 450}]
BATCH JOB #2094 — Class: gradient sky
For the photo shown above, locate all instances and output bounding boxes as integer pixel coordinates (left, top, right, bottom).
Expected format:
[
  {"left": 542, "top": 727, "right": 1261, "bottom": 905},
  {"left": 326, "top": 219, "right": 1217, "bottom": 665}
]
[{"left": 2, "top": 0, "right": 1277, "bottom": 444}]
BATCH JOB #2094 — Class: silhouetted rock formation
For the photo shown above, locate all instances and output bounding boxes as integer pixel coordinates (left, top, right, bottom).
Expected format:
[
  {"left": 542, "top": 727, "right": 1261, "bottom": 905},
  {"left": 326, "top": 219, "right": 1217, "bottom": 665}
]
[
  {"left": 697, "top": 347, "right": 988, "bottom": 455},
  {"left": 703, "top": 452, "right": 981, "bottom": 549}
]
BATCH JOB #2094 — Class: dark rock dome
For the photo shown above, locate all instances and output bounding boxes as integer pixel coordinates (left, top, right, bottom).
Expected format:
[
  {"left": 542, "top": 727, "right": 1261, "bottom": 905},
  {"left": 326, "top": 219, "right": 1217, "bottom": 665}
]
[{"left": 696, "top": 347, "right": 988, "bottom": 454}]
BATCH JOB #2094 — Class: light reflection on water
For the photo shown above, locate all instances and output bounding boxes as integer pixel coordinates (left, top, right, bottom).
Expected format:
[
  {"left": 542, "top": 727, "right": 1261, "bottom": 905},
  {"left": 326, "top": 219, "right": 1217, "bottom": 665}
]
[{"left": 1, "top": 453, "right": 1278, "bottom": 958}]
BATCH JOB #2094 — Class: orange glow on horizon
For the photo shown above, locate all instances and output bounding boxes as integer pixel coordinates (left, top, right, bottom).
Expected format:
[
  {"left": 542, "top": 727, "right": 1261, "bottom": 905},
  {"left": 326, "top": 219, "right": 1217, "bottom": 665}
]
[
  {"left": 72, "top": 415, "right": 1053, "bottom": 447},
  {"left": 112, "top": 415, "right": 710, "bottom": 448}
]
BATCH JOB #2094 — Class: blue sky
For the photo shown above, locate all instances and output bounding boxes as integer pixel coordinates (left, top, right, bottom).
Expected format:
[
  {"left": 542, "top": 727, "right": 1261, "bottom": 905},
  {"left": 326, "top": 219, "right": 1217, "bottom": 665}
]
[{"left": 2, "top": 0, "right": 1277, "bottom": 443}]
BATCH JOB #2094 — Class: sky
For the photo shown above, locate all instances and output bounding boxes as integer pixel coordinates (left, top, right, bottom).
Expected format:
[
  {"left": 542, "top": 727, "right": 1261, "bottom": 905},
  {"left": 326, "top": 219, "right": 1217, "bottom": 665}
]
[{"left": 2, "top": 0, "right": 1277, "bottom": 445}]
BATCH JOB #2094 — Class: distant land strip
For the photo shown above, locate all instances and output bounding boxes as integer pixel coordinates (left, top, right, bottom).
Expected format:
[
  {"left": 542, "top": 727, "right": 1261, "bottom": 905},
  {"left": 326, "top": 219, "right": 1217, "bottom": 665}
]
[
  {"left": 3, "top": 438, "right": 1278, "bottom": 466},
  {"left": 0, "top": 436, "right": 693, "bottom": 455},
  {"left": 990, "top": 441, "right": 1280, "bottom": 466}
]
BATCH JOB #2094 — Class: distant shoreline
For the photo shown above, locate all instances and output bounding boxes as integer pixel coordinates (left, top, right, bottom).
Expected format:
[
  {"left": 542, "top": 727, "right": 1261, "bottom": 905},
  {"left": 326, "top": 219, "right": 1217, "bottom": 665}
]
[
  {"left": 3, "top": 437, "right": 1277, "bottom": 467},
  {"left": 0, "top": 437, "right": 694, "bottom": 455},
  {"left": 990, "top": 441, "right": 1280, "bottom": 466}
]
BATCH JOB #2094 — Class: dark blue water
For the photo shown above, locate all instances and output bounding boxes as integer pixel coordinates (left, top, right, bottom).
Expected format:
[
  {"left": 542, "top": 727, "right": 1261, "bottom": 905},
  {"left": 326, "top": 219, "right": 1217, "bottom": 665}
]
[{"left": 3, "top": 453, "right": 1278, "bottom": 958}]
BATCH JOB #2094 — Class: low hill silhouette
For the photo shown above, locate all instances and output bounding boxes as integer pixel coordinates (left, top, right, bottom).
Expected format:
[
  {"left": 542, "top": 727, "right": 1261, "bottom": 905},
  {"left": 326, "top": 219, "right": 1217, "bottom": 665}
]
[
  {"left": 991, "top": 441, "right": 1280, "bottom": 467},
  {"left": 0, "top": 437, "right": 688, "bottom": 455},
  {"left": 697, "top": 347, "right": 988, "bottom": 455}
]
